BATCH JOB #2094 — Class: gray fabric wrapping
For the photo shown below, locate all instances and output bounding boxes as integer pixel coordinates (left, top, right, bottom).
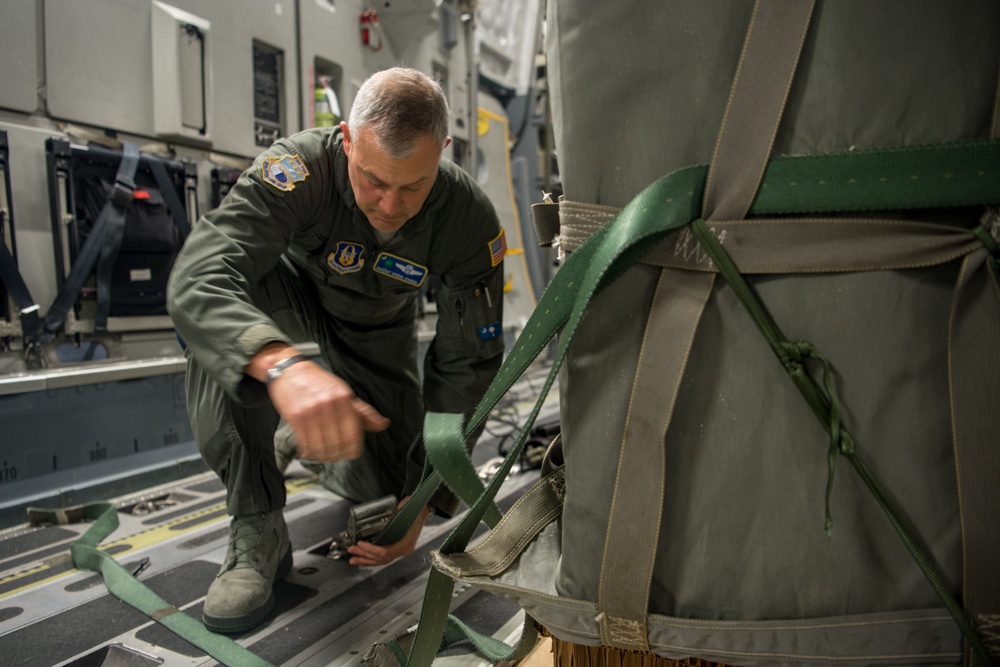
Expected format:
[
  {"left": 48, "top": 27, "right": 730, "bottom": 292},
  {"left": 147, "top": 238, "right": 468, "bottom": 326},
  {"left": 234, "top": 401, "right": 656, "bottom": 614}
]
[
  {"left": 441, "top": 0, "right": 1000, "bottom": 663},
  {"left": 550, "top": 0, "right": 999, "bottom": 210}
]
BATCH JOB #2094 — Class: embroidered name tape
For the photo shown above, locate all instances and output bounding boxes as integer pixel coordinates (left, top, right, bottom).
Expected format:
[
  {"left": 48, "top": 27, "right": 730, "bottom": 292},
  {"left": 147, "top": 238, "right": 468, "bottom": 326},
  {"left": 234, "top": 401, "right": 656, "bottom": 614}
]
[
  {"left": 262, "top": 154, "right": 309, "bottom": 192},
  {"left": 374, "top": 252, "right": 428, "bottom": 287},
  {"left": 328, "top": 242, "right": 365, "bottom": 274}
]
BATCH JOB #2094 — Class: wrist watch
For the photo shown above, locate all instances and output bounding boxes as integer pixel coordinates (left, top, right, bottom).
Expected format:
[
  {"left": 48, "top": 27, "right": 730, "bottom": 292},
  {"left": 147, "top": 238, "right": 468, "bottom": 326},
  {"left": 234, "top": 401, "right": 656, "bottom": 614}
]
[{"left": 265, "top": 354, "right": 308, "bottom": 386}]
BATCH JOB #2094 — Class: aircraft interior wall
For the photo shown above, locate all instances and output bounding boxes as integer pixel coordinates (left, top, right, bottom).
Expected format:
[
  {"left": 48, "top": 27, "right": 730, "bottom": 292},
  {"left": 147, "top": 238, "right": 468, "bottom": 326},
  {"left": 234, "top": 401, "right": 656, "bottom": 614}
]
[{"left": 0, "top": 0, "right": 555, "bottom": 530}]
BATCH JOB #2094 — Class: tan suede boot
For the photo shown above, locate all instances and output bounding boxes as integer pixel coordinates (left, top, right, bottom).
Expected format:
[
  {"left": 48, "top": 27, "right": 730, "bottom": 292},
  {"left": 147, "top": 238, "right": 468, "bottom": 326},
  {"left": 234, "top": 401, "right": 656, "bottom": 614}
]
[{"left": 203, "top": 508, "right": 292, "bottom": 633}]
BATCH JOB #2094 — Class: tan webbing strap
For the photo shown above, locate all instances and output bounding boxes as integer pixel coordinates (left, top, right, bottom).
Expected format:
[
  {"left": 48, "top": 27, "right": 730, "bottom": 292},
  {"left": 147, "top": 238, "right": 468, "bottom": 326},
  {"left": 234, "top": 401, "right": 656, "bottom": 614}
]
[
  {"left": 535, "top": 200, "right": 620, "bottom": 262},
  {"left": 558, "top": 212, "right": 983, "bottom": 274},
  {"left": 702, "top": 0, "right": 815, "bottom": 222},
  {"left": 950, "top": 220, "right": 1000, "bottom": 666},
  {"left": 596, "top": 269, "right": 716, "bottom": 651},
  {"left": 556, "top": 201, "right": 620, "bottom": 259},
  {"left": 647, "top": 218, "right": 983, "bottom": 274},
  {"left": 433, "top": 467, "right": 565, "bottom": 579}
]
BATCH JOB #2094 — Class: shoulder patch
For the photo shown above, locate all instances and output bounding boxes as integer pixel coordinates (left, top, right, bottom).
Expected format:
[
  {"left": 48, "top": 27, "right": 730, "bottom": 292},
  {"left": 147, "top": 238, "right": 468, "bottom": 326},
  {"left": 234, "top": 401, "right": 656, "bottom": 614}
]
[
  {"left": 261, "top": 154, "right": 309, "bottom": 192},
  {"left": 488, "top": 228, "right": 507, "bottom": 267}
]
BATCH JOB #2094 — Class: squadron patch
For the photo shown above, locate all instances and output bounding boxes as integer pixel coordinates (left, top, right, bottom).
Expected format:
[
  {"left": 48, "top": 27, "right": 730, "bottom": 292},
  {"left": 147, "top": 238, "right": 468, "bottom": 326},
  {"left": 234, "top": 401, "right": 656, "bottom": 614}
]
[
  {"left": 328, "top": 242, "right": 365, "bottom": 274},
  {"left": 261, "top": 154, "right": 309, "bottom": 191},
  {"left": 373, "top": 252, "right": 428, "bottom": 287},
  {"left": 488, "top": 228, "right": 507, "bottom": 267}
]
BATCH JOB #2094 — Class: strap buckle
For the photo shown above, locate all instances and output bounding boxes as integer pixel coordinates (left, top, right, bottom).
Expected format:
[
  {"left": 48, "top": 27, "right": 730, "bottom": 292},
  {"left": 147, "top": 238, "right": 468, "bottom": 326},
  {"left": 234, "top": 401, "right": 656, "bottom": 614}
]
[
  {"left": 110, "top": 175, "right": 136, "bottom": 208},
  {"left": 327, "top": 495, "right": 398, "bottom": 559}
]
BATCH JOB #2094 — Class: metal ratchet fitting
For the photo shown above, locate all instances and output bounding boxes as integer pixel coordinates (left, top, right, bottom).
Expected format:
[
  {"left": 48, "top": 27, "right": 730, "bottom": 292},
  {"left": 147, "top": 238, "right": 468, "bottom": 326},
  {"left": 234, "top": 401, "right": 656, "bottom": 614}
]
[{"left": 327, "top": 494, "right": 398, "bottom": 559}]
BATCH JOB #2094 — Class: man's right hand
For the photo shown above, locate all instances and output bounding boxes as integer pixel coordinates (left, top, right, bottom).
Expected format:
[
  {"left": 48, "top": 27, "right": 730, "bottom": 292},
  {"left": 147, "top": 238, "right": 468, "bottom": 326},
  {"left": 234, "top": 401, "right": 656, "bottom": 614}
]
[{"left": 249, "top": 344, "right": 390, "bottom": 462}]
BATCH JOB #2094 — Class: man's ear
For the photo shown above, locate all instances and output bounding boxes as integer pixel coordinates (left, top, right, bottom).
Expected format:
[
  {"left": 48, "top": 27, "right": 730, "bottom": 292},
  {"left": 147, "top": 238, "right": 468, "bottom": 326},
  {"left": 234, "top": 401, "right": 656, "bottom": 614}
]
[
  {"left": 443, "top": 136, "right": 452, "bottom": 150},
  {"left": 340, "top": 121, "right": 352, "bottom": 154}
]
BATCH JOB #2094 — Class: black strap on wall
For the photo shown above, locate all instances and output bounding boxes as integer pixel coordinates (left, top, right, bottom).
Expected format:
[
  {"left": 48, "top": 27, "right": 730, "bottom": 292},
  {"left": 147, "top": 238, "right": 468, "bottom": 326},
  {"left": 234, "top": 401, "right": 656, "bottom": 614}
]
[
  {"left": 0, "top": 211, "right": 40, "bottom": 340},
  {"left": 148, "top": 156, "right": 191, "bottom": 240},
  {"left": 42, "top": 142, "right": 140, "bottom": 338}
]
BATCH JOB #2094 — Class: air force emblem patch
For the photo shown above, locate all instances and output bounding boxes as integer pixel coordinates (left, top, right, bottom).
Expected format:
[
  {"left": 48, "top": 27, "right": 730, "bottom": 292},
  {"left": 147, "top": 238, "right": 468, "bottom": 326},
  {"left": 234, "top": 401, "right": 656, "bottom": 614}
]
[
  {"left": 374, "top": 252, "right": 428, "bottom": 287},
  {"left": 328, "top": 242, "right": 365, "bottom": 274},
  {"left": 261, "top": 154, "right": 309, "bottom": 191}
]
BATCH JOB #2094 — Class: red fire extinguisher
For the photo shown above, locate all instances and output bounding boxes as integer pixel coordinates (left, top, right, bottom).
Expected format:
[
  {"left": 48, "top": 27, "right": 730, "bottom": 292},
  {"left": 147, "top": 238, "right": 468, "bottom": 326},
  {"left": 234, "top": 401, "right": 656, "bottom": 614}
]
[{"left": 360, "top": 9, "right": 382, "bottom": 52}]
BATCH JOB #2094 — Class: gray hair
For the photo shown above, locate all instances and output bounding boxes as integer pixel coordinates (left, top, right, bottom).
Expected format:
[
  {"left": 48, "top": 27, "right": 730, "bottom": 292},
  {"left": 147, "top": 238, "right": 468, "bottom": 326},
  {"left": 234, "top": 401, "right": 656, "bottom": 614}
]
[{"left": 348, "top": 67, "right": 450, "bottom": 158}]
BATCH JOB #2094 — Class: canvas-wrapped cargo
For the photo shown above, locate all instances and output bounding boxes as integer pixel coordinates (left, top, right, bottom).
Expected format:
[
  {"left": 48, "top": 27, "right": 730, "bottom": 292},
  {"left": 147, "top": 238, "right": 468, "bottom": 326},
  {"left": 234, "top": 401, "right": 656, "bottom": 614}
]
[{"left": 429, "top": 1, "right": 1000, "bottom": 665}]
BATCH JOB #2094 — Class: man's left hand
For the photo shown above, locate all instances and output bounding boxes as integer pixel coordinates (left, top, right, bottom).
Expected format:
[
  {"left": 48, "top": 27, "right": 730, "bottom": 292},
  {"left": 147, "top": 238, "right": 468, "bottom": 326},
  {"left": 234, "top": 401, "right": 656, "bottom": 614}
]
[{"left": 346, "top": 499, "right": 430, "bottom": 567}]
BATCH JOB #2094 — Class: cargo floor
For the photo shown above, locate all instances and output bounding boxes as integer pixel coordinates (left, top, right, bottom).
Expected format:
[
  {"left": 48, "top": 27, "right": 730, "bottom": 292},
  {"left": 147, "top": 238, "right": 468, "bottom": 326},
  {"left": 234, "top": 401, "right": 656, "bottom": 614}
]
[{"left": 0, "top": 361, "right": 558, "bottom": 667}]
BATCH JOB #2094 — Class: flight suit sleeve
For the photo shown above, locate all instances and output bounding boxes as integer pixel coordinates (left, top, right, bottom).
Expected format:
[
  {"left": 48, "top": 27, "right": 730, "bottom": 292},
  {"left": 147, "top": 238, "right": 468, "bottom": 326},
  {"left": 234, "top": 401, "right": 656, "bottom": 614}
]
[{"left": 167, "top": 136, "right": 329, "bottom": 404}]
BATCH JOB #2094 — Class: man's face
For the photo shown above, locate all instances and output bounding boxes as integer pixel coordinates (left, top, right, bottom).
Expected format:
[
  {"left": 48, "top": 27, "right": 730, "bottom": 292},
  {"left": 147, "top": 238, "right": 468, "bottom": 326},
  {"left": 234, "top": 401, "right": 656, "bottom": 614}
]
[{"left": 341, "top": 121, "right": 445, "bottom": 234}]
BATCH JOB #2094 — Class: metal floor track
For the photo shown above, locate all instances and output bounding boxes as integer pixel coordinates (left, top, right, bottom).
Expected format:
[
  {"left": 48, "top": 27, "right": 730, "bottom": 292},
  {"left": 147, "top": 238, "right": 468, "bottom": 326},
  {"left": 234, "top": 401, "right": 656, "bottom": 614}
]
[{"left": 0, "top": 360, "right": 559, "bottom": 667}]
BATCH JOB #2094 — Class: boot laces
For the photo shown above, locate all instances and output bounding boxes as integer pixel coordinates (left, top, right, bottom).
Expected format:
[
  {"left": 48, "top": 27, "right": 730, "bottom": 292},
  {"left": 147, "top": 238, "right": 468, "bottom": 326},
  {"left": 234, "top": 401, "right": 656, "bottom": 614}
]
[{"left": 230, "top": 513, "right": 271, "bottom": 570}]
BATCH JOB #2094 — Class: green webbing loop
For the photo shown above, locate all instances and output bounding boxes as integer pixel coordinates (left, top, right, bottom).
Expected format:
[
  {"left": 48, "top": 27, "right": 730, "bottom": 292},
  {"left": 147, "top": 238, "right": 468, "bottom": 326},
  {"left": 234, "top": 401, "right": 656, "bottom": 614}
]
[
  {"left": 371, "top": 415, "right": 503, "bottom": 548},
  {"left": 33, "top": 502, "right": 273, "bottom": 667},
  {"left": 380, "top": 613, "right": 537, "bottom": 667},
  {"left": 690, "top": 216, "right": 995, "bottom": 667},
  {"left": 379, "top": 139, "right": 1000, "bottom": 667}
]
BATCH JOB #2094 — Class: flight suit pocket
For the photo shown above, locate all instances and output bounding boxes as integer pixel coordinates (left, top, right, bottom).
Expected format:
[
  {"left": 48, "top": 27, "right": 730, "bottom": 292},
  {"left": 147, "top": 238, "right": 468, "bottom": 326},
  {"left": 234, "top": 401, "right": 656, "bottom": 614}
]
[{"left": 451, "top": 284, "right": 504, "bottom": 359}]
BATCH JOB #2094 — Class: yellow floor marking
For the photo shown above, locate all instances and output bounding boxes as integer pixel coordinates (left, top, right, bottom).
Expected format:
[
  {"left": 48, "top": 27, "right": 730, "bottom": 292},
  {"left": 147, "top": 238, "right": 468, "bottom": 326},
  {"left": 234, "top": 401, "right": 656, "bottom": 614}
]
[{"left": 0, "top": 477, "right": 318, "bottom": 599}]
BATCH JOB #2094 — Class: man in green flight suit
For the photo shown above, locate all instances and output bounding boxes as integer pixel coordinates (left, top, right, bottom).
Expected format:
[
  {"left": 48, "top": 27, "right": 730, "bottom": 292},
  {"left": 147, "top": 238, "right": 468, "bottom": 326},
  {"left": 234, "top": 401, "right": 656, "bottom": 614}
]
[{"left": 167, "top": 67, "right": 506, "bottom": 633}]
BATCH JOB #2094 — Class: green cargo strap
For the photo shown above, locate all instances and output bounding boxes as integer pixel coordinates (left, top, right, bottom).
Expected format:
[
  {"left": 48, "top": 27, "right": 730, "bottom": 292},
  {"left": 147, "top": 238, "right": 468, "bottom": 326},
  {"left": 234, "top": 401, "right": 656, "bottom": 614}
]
[
  {"left": 31, "top": 502, "right": 273, "bottom": 667},
  {"left": 370, "top": 413, "right": 503, "bottom": 548},
  {"left": 364, "top": 609, "right": 539, "bottom": 667},
  {"left": 390, "top": 138, "right": 1000, "bottom": 667}
]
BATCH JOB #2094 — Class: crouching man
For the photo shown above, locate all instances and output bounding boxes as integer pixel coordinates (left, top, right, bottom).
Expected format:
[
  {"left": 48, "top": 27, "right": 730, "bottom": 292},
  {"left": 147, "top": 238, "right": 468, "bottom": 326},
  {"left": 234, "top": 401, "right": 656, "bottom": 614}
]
[{"left": 167, "top": 67, "right": 505, "bottom": 633}]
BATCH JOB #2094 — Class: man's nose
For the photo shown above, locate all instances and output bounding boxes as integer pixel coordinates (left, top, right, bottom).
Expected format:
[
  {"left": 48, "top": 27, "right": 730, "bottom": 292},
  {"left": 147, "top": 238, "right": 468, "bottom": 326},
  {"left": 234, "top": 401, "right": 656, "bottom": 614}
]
[{"left": 379, "top": 191, "right": 402, "bottom": 217}]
